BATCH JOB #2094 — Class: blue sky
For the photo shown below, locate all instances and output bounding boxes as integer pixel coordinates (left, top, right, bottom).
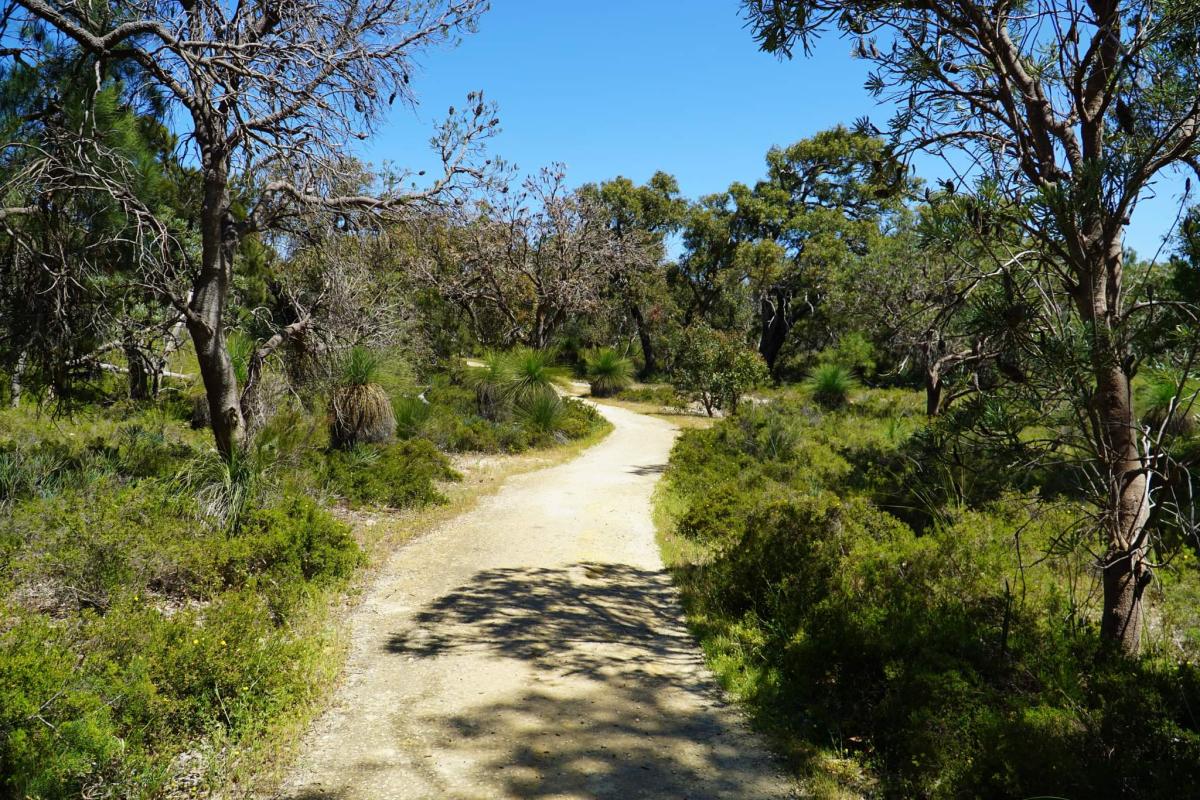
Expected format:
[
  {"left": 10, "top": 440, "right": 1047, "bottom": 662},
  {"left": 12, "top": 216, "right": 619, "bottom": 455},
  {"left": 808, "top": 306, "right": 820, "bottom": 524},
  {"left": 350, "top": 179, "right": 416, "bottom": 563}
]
[{"left": 364, "top": 0, "right": 1185, "bottom": 260}]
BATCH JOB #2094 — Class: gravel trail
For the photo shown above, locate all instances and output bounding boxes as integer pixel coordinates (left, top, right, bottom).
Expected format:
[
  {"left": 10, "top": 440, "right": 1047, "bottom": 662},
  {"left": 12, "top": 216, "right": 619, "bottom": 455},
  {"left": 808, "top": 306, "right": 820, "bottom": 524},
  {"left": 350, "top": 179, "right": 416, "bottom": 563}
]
[{"left": 276, "top": 402, "right": 792, "bottom": 799}]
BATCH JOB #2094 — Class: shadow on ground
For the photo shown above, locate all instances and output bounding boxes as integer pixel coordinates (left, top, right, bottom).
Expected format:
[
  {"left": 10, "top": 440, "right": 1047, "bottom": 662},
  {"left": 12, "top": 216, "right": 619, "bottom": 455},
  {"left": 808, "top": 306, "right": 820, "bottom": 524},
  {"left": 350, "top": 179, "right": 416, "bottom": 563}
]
[
  {"left": 370, "top": 563, "right": 785, "bottom": 799},
  {"left": 385, "top": 562, "right": 698, "bottom": 681},
  {"left": 276, "top": 565, "right": 786, "bottom": 798}
]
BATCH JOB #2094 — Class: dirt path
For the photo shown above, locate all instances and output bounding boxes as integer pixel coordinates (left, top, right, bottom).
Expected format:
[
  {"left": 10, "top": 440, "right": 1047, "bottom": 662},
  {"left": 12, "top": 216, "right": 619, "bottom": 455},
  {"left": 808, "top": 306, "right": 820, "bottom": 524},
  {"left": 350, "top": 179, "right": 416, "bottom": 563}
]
[{"left": 275, "top": 403, "right": 793, "bottom": 799}]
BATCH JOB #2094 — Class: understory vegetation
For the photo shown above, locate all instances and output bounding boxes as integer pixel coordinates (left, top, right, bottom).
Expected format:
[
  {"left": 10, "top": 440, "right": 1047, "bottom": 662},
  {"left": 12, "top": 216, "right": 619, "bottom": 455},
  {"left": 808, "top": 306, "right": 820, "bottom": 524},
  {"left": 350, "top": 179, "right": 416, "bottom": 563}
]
[
  {"left": 659, "top": 387, "right": 1200, "bottom": 798},
  {"left": 0, "top": 351, "right": 607, "bottom": 798}
]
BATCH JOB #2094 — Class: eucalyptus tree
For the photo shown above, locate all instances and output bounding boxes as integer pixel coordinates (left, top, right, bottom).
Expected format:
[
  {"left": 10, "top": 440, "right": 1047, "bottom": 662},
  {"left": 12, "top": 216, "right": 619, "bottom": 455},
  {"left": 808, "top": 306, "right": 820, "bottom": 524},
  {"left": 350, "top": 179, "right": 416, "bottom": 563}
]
[
  {"left": 743, "top": 0, "right": 1200, "bottom": 654},
  {"left": 5, "top": 0, "right": 497, "bottom": 457},
  {"left": 674, "top": 128, "right": 908, "bottom": 373},
  {"left": 581, "top": 172, "right": 686, "bottom": 376}
]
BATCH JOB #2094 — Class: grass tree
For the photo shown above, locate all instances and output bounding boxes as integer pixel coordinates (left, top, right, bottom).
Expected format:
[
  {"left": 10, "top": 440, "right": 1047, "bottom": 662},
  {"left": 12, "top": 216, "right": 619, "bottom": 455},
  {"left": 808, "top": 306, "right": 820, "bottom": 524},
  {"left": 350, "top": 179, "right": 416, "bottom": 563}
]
[
  {"left": 744, "top": 0, "right": 1200, "bottom": 655},
  {"left": 329, "top": 348, "right": 395, "bottom": 450},
  {"left": 583, "top": 348, "right": 635, "bottom": 397}
]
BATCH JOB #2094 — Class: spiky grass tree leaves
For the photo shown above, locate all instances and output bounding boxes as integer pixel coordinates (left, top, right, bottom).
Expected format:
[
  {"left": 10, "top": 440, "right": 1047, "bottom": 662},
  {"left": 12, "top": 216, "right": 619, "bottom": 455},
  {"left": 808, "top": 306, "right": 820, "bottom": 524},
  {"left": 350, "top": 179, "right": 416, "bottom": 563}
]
[
  {"left": 583, "top": 348, "right": 635, "bottom": 397},
  {"left": 329, "top": 348, "right": 395, "bottom": 450},
  {"left": 805, "top": 363, "right": 857, "bottom": 409}
]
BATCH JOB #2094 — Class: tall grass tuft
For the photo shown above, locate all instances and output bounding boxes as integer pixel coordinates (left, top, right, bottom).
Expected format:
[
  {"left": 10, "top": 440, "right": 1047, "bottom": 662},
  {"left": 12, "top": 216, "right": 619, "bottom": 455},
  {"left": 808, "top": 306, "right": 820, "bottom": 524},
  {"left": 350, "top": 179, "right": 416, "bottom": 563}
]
[
  {"left": 805, "top": 363, "right": 857, "bottom": 409},
  {"left": 467, "top": 351, "right": 513, "bottom": 420},
  {"left": 583, "top": 348, "right": 634, "bottom": 397},
  {"left": 515, "top": 391, "right": 567, "bottom": 440},
  {"left": 506, "top": 347, "right": 567, "bottom": 403}
]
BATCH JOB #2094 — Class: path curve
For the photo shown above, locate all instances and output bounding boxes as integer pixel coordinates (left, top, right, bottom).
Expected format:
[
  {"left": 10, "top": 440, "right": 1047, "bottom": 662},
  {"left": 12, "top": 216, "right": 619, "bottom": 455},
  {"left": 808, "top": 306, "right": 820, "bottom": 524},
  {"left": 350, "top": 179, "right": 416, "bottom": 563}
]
[{"left": 276, "top": 403, "right": 792, "bottom": 799}]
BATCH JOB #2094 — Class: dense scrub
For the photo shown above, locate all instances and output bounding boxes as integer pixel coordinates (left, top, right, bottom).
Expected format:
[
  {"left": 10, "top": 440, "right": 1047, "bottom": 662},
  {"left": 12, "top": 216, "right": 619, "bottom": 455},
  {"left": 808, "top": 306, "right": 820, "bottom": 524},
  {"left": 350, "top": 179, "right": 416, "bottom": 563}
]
[
  {"left": 660, "top": 389, "right": 1200, "bottom": 798},
  {"left": 0, "top": 357, "right": 608, "bottom": 798}
]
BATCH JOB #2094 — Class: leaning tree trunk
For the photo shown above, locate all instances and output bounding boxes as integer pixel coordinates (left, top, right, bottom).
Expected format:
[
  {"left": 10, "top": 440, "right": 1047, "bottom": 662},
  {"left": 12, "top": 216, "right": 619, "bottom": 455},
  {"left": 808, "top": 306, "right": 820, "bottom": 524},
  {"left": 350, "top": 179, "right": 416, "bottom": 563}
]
[{"left": 187, "top": 173, "right": 246, "bottom": 460}]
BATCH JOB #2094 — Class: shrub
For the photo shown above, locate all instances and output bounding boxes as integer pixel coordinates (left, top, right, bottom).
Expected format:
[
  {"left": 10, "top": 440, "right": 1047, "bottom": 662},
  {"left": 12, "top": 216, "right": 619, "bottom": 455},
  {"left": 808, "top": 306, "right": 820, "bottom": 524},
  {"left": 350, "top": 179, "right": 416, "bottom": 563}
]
[
  {"left": 670, "top": 326, "right": 768, "bottom": 416},
  {"left": 661, "top": 388, "right": 1200, "bottom": 798},
  {"left": 322, "top": 439, "right": 459, "bottom": 509},
  {"left": 583, "top": 348, "right": 634, "bottom": 397},
  {"left": 515, "top": 391, "right": 567, "bottom": 442},
  {"left": 329, "top": 348, "right": 396, "bottom": 449},
  {"left": 393, "top": 395, "right": 433, "bottom": 439},
  {"left": 804, "top": 363, "right": 856, "bottom": 408},
  {"left": 466, "top": 351, "right": 513, "bottom": 420}
]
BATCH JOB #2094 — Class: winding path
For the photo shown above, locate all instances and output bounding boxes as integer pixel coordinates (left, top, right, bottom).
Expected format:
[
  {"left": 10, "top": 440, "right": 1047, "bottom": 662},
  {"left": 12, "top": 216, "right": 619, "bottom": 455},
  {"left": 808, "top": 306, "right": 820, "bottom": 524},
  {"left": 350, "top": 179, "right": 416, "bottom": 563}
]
[{"left": 276, "top": 402, "right": 792, "bottom": 799}]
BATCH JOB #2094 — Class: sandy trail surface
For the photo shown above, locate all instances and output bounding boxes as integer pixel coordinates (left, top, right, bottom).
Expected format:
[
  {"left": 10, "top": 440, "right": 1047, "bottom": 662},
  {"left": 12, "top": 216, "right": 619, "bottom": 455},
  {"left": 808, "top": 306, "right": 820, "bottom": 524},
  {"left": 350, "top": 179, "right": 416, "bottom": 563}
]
[{"left": 275, "top": 402, "right": 792, "bottom": 799}]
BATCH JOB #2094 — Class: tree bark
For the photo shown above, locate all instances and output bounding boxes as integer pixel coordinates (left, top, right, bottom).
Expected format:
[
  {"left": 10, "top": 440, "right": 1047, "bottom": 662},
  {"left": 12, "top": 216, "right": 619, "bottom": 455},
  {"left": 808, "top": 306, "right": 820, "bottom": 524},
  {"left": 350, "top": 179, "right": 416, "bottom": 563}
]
[
  {"left": 630, "top": 302, "right": 656, "bottom": 377},
  {"left": 925, "top": 365, "right": 943, "bottom": 417},
  {"left": 123, "top": 335, "right": 149, "bottom": 400},
  {"left": 1083, "top": 247, "right": 1151, "bottom": 656},
  {"left": 758, "top": 289, "right": 790, "bottom": 374},
  {"left": 9, "top": 348, "right": 26, "bottom": 407},
  {"left": 187, "top": 171, "right": 245, "bottom": 459}
]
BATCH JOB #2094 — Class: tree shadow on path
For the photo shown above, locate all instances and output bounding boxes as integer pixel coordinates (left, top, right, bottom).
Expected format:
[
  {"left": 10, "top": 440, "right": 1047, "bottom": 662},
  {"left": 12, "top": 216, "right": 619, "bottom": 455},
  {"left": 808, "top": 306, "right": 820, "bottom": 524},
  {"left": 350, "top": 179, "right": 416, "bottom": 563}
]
[{"left": 378, "top": 562, "right": 790, "bottom": 799}]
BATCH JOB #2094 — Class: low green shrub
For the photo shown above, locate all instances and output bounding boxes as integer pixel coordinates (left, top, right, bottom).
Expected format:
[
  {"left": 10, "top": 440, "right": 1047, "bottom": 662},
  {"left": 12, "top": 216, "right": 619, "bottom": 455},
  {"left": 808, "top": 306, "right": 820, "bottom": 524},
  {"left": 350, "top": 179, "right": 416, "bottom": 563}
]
[
  {"left": 661, "top": 387, "right": 1200, "bottom": 798},
  {"left": 322, "top": 439, "right": 460, "bottom": 509},
  {"left": 804, "top": 363, "right": 856, "bottom": 408}
]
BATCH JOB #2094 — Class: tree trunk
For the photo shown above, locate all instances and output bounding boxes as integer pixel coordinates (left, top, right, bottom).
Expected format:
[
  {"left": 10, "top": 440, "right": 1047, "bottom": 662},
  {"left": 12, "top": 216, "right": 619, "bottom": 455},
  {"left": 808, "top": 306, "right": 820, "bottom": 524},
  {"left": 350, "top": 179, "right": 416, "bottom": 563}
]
[
  {"left": 925, "top": 365, "right": 943, "bottom": 417},
  {"left": 1094, "top": 355, "right": 1151, "bottom": 655},
  {"left": 758, "top": 289, "right": 790, "bottom": 374},
  {"left": 9, "top": 348, "right": 26, "bottom": 407},
  {"left": 188, "top": 172, "right": 245, "bottom": 459},
  {"left": 124, "top": 336, "right": 149, "bottom": 400},
  {"left": 1082, "top": 247, "right": 1150, "bottom": 657},
  {"left": 630, "top": 302, "right": 657, "bottom": 377}
]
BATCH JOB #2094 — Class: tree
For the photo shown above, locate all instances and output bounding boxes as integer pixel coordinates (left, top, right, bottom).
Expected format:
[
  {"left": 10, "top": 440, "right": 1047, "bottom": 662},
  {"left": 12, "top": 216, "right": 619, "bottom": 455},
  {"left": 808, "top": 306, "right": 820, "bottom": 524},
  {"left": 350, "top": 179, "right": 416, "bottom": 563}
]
[
  {"left": 743, "top": 0, "right": 1200, "bottom": 654},
  {"left": 7, "top": 0, "right": 496, "bottom": 457},
  {"left": 581, "top": 172, "right": 686, "bottom": 376},
  {"left": 673, "top": 128, "right": 908, "bottom": 375},
  {"left": 671, "top": 326, "right": 768, "bottom": 416},
  {"left": 0, "top": 40, "right": 194, "bottom": 405},
  {"left": 415, "top": 165, "right": 622, "bottom": 349}
]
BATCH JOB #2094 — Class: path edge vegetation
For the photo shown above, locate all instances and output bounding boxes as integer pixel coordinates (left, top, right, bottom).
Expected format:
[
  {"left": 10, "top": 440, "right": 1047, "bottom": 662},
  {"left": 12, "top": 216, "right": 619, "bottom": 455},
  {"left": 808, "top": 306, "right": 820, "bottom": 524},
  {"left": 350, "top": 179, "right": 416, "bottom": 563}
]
[{"left": 231, "top": 418, "right": 615, "bottom": 797}]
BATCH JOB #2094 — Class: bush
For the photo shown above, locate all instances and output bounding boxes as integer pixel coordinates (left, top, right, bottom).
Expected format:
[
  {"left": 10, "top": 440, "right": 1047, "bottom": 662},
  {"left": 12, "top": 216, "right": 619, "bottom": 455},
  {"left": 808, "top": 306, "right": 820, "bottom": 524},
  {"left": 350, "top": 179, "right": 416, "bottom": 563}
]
[
  {"left": 661, "top": 387, "right": 1200, "bottom": 798},
  {"left": 329, "top": 347, "right": 396, "bottom": 449},
  {"left": 670, "top": 326, "right": 768, "bottom": 416},
  {"left": 583, "top": 348, "right": 634, "bottom": 397},
  {"left": 804, "top": 363, "right": 856, "bottom": 408},
  {"left": 322, "top": 439, "right": 459, "bottom": 509}
]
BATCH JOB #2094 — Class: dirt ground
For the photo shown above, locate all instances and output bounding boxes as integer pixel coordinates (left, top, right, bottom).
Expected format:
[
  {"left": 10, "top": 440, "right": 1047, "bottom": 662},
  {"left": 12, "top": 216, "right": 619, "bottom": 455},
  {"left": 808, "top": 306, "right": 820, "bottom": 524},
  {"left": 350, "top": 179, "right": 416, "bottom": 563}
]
[{"left": 272, "top": 402, "right": 794, "bottom": 799}]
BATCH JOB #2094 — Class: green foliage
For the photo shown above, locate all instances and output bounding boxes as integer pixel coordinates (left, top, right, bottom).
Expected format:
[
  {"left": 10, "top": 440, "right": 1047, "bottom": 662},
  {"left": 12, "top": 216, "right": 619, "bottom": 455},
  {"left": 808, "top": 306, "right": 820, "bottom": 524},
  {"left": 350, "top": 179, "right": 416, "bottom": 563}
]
[
  {"left": 322, "top": 439, "right": 459, "bottom": 509},
  {"left": 614, "top": 384, "right": 683, "bottom": 406},
  {"left": 661, "top": 388, "right": 1200, "bottom": 798},
  {"left": 670, "top": 326, "right": 768, "bottom": 415},
  {"left": 1137, "top": 368, "right": 1198, "bottom": 436},
  {"left": 583, "top": 348, "right": 635, "bottom": 397},
  {"left": 466, "top": 351, "right": 514, "bottom": 421},
  {"left": 505, "top": 347, "right": 568, "bottom": 402},
  {"left": 804, "top": 363, "right": 857, "bottom": 408},
  {"left": 818, "top": 330, "right": 877, "bottom": 377},
  {"left": 340, "top": 346, "right": 382, "bottom": 387},
  {"left": 393, "top": 395, "right": 433, "bottom": 439},
  {"left": 515, "top": 391, "right": 567, "bottom": 438}
]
